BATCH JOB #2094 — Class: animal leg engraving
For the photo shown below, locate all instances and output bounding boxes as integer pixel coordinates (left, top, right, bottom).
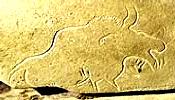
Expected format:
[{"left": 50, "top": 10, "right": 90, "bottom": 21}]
[
  {"left": 105, "top": 79, "right": 120, "bottom": 91},
  {"left": 112, "top": 56, "right": 128, "bottom": 91},
  {"left": 75, "top": 68, "right": 90, "bottom": 87},
  {"left": 159, "top": 57, "right": 165, "bottom": 69},
  {"left": 75, "top": 66, "right": 98, "bottom": 92},
  {"left": 90, "top": 80, "right": 99, "bottom": 92},
  {"left": 94, "top": 79, "right": 104, "bottom": 92},
  {"left": 148, "top": 49, "right": 161, "bottom": 70}
]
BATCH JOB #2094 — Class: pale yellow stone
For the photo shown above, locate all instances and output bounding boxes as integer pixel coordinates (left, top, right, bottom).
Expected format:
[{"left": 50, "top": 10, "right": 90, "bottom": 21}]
[{"left": 0, "top": 0, "right": 175, "bottom": 99}]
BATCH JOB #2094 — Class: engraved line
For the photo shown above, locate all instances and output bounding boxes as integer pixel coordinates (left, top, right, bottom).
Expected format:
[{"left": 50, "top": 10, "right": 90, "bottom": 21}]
[
  {"left": 8, "top": 15, "right": 121, "bottom": 82},
  {"left": 115, "top": 56, "right": 156, "bottom": 83},
  {"left": 149, "top": 49, "right": 160, "bottom": 70},
  {"left": 94, "top": 79, "right": 103, "bottom": 92},
  {"left": 105, "top": 79, "right": 120, "bottom": 91},
  {"left": 137, "top": 60, "right": 142, "bottom": 66},
  {"left": 8, "top": 19, "right": 93, "bottom": 82},
  {"left": 75, "top": 78, "right": 89, "bottom": 87},
  {"left": 98, "top": 33, "right": 111, "bottom": 46},
  {"left": 137, "top": 31, "right": 167, "bottom": 53},
  {"left": 75, "top": 67, "right": 90, "bottom": 87},
  {"left": 23, "top": 69, "right": 35, "bottom": 87},
  {"left": 139, "top": 60, "right": 145, "bottom": 69},
  {"left": 120, "top": 6, "right": 129, "bottom": 28},
  {"left": 128, "top": 6, "right": 139, "bottom": 31},
  {"left": 90, "top": 79, "right": 98, "bottom": 92},
  {"left": 135, "top": 58, "right": 139, "bottom": 64},
  {"left": 112, "top": 56, "right": 128, "bottom": 89},
  {"left": 159, "top": 57, "right": 165, "bottom": 69}
]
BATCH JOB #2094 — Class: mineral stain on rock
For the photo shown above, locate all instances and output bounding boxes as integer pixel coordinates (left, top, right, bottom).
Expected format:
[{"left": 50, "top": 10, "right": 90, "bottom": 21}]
[{"left": 0, "top": 81, "right": 11, "bottom": 94}]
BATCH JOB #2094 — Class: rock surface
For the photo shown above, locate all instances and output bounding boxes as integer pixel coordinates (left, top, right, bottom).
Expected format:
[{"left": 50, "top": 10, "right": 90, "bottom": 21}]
[{"left": 0, "top": 0, "right": 175, "bottom": 99}]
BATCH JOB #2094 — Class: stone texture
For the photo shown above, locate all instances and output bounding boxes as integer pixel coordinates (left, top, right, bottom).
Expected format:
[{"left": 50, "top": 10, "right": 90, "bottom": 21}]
[{"left": 0, "top": 0, "right": 175, "bottom": 99}]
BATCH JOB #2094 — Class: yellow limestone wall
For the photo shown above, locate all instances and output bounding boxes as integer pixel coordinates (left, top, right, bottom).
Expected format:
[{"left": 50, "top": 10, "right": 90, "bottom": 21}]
[{"left": 0, "top": 0, "right": 175, "bottom": 99}]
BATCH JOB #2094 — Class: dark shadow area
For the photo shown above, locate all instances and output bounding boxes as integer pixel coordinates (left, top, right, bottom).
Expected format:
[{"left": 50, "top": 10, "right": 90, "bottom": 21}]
[
  {"left": 34, "top": 86, "right": 175, "bottom": 99},
  {"left": 33, "top": 86, "right": 68, "bottom": 95},
  {"left": 0, "top": 81, "right": 11, "bottom": 94},
  {"left": 81, "top": 89, "right": 175, "bottom": 98}
]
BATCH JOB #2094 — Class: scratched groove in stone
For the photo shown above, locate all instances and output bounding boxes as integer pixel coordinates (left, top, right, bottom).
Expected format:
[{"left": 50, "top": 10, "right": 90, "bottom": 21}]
[{"left": 0, "top": 0, "right": 175, "bottom": 99}]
